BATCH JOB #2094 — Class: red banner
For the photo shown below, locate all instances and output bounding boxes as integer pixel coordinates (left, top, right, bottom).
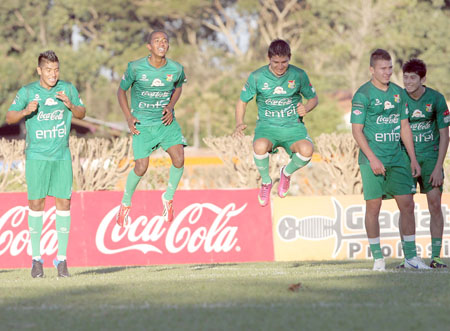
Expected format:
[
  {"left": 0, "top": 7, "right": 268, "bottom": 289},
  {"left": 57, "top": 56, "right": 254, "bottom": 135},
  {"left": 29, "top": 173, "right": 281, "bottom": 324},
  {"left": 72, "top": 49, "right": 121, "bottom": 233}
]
[{"left": 0, "top": 190, "right": 274, "bottom": 268}]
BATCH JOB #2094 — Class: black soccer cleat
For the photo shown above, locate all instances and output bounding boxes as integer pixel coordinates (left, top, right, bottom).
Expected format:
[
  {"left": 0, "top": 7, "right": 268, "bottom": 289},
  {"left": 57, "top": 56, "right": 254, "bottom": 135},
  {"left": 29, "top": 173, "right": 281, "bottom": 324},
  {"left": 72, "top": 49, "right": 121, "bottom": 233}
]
[
  {"left": 54, "top": 259, "right": 70, "bottom": 277},
  {"left": 31, "top": 259, "right": 44, "bottom": 278}
]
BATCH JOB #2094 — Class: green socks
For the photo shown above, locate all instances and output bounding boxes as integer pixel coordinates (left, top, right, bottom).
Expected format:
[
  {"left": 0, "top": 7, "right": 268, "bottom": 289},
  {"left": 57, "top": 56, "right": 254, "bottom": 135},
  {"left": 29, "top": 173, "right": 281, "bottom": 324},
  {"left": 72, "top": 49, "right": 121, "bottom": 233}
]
[
  {"left": 403, "top": 235, "right": 417, "bottom": 260},
  {"left": 122, "top": 169, "right": 142, "bottom": 206},
  {"left": 368, "top": 237, "right": 383, "bottom": 260},
  {"left": 254, "top": 152, "right": 271, "bottom": 184},
  {"left": 431, "top": 238, "right": 442, "bottom": 258},
  {"left": 164, "top": 165, "right": 184, "bottom": 200},
  {"left": 284, "top": 153, "right": 311, "bottom": 176},
  {"left": 28, "top": 210, "right": 44, "bottom": 260},
  {"left": 55, "top": 210, "right": 71, "bottom": 261}
]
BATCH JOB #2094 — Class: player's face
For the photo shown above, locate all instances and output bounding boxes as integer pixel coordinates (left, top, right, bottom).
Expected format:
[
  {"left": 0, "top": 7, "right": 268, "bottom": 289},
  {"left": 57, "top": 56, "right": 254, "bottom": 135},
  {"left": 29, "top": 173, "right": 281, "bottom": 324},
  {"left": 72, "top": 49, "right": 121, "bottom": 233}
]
[
  {"left": 370, "top": 59, "right": 392, "bottom": 86},
  {"left": 147, "top": 32, "right": 169, "bottom": 58},
  {"left": 269, "top": 55, "right": 290, "bottom": 77},
  {"left": 403, "top": 72, "right": 425, "bottom": 95},
  {"left": 37, "top": 61, "right": 60, "bottom": 89}
]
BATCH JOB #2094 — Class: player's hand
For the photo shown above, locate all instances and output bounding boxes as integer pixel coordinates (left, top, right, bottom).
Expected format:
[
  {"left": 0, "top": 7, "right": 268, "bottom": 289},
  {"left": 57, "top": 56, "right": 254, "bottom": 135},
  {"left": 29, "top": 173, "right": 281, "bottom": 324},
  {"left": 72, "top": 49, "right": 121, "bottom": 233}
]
[
  {"left": 161, "top": 106, "right": 173, "bottom": 126},
  {"left": 410, "top": 159, "right": 421, "bottom": 178},
  {"left": 127, "top": 116, "right": 140, "bottom": 135},
  {"left": 369, "top": 157, "right": 386, "bottom": 176},
  {"left": 429, "top": 165, "right": 443, "bottom": 187},
  {"left": 296, "top": 103, "right": 307, "bottom": 117},
  {"left": 233, "top": 123, "right": 247, "bottom": 138},
  {"left": 56, "top": 91, "right": 73, "bottom": 110},
  {"left": 23, "top": 101, "right": 38, "bottom": 116}
]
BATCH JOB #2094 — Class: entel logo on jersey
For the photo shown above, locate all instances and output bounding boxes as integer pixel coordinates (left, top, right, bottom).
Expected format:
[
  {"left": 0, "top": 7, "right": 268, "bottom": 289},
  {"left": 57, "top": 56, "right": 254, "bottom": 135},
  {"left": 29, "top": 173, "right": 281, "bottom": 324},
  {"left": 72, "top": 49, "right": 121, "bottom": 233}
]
[
  {"left": 44, "top": 98, "right": 58, "bottom": 106},
  {"left": 35, "top": 121, "right": 67, "bottom": 139},
  {"left": 273, "top": 86, "right": 286, "bottom": 95},
  {"left": 384, "top": 101, "right": 395, "bottom": 110},
  {"left": 151, "top": 79, "right": 164, "bottom": 87},
  {"left": 412, "top": 109, "right": 425, "bottom": 118}
]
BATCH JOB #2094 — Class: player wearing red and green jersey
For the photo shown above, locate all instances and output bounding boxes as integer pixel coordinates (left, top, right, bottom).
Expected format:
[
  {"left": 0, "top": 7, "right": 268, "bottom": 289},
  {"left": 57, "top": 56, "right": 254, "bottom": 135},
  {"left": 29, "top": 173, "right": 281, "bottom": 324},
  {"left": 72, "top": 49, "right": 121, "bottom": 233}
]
[
  {"left": 6, "top": 50, "right": 86, "bottom": 278},
  {"left": 351, "top": 49, "right": 429, "bottom": 271},
  {"left": 116, "top": 30, "right": 187, "bottom": 226},
  {"left": 234, "top": 39, "right": 318, "bottom": 207},
  {"left": 402, "top": 58, "right": 450, "bottom": 268}
]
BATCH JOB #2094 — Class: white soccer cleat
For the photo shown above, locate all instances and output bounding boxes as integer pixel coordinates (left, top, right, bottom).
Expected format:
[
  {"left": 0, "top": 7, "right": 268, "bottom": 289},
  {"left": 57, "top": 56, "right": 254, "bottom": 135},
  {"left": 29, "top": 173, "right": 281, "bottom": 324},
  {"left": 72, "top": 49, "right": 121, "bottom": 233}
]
[
  {"left": 405, "top": 256, "right": 432, "bottom": 270},
  {"left": 372, "top": 258, "right": 386, "bottom": 271}
]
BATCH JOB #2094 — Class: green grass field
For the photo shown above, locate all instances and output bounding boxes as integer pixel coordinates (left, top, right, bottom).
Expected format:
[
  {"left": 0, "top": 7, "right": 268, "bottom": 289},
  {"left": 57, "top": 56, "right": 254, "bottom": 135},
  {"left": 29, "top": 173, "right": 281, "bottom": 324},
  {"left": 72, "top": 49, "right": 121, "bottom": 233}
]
[{"left": 1, "top": 260, "right": 449, "bottom": 331}]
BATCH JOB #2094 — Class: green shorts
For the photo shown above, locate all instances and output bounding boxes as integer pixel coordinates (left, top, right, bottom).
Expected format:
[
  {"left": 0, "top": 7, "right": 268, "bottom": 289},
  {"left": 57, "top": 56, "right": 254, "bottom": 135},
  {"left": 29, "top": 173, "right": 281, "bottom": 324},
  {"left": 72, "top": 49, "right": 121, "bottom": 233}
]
[
  {"left": 404, "top": 152, "right": 443, "bottom": 193},
  {"left": 253, "top": 123, "right": 312, "bottom": 156},
  {"left": 133, "top": 121, "right": 187, "bottom": 160},
  {"left": 25, "top": 159, "right": 73, "bottom": 200},
  {"left": 360, "top": 162, "right": 416, "bottom": 200}
]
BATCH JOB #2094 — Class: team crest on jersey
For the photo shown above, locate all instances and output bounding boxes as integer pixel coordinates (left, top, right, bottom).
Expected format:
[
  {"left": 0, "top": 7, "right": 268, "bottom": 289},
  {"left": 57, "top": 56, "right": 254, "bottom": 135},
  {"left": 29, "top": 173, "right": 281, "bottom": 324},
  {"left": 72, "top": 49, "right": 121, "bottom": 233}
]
[
  {"left": 242, "top": 85, "right": 246, "bottom": 92},
  {"left": 405, "top": 103, "right": 409, "bottom": 115},
  {"left": 273, "top": 86, "right": 286, "bottom": 95},
  {"left": 166, "top": 74, "right": 173, "bottom": 82},
  {"left": 288, "top": 80, "right": 296, "bottom": 89},
  {"left": 384, "top": 101, "right": 394, "bottom": 110},
  {"left": 425, "top": 104, "right": 432, "bottom": 112},
  {"left": 444, "top": 109, "right": 450, "bottom": 123},
  {"left": 394, "top": 94, "right": 400, "bottom": 103},
  {"left": 140, "top": 74, "right": 149, "bottom": 82},
  {"left": 353, "top": 110, "right": 362, "bottom": 116},
  {"left": 309, "top": 83, "right": 316, "bottom": 93},
  {"left": 45, "top": 98, "right": 58, "bottom": 106},
  {"left": 262, "top": 83, "right": 270, "bottom": 90},
  {"left": 151, "top": 79, "right": 164, "bottom": 87},
  {"left": 374, "top": 99, "right": 382, "bottom": 106},
  {"left": 412, "top": 109, "right": 425, "bottom": 118}
]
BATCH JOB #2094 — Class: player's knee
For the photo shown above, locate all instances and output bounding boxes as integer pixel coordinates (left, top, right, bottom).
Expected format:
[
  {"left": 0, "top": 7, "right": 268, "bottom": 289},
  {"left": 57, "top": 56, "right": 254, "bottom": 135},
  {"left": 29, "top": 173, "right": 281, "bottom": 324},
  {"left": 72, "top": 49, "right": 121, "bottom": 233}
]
[{"left": 134, "top": 161, "right": 148, "bottom": 176}]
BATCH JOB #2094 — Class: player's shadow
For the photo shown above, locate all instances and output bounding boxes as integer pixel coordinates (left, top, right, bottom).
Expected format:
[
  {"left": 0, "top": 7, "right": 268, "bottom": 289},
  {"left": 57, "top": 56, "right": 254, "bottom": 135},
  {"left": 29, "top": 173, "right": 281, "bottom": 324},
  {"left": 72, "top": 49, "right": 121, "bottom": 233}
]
[
  {"left": 190, "top": 263, "right": 238, "bottom": 270},
  {"left": 76, "top": 266, "right": 143, "bottom": 275},
  {"left": 288, "top": 260, "right": 367, "bottom": 268},
  {"left": 0, "top": 270, "right": 13, "bottom": 274}
]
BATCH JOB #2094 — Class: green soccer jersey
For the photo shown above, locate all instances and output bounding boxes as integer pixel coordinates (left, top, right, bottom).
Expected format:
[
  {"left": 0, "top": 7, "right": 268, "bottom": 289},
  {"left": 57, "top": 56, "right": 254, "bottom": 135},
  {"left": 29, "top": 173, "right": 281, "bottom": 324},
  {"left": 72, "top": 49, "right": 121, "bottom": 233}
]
[
  {"left": 8, "top": 80, "right": 84, "bottom": 161},
  {"left": 120, "top": 57, "right": 186, "bottom": 126},
  {"left": 240, "top": 65, "right": 316, "bottom": 128},
  {"left": 351, "top": 81, "right": 407, "bottom": 165},
  {"left": 404, "top": 86, "right": 450, "bottom": 158}
]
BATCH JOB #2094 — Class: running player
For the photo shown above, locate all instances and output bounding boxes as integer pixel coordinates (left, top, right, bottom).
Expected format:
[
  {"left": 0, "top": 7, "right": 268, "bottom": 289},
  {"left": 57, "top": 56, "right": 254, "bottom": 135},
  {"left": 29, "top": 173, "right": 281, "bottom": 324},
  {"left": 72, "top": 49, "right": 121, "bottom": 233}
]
[
  {"left": 116, "top": 30, "right": 187, "bottom": 226},
  {"left": 6, "top": 50, "right": 86, "bottom": 278},
  {"left": 351, "top": 49, "right": 430, "bottom": 271},
  {"left": 401, "top": 58, "right": 449, "bottom": 268},
  {"left": 233, "top": 39, "right": 318, "bottom": 206}
]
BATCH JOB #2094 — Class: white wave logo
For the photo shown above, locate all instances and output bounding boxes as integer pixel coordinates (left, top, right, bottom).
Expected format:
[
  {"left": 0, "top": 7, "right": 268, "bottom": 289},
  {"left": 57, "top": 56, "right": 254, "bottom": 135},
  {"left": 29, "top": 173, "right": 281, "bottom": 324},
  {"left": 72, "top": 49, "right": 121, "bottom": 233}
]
[
  {"left": 96, "top": 202, "right": 246, "bottom": 255},
  {"left": 0, "top": 206, "right": 58, "bottom": 257}
]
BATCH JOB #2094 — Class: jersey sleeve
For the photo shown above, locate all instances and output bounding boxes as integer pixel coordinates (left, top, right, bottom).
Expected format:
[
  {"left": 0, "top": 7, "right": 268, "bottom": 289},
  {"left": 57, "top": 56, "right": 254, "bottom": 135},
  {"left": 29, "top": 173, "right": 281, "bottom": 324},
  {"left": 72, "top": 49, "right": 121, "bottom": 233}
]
[
  {"left": 299, "top": 71, "right": 317, "bottom": 100},
  {"left": 68, "top": 83, "right": 85, "bottom": 107},
  {"left": 119, "top": 62, "right": 136, "bottom": 91},
  {"left": 436, "top": 93, "right": 450, "bottom": 129},
  {"left": 399, "top": 89, "right": 409, "bottom": 120},
  {"left": 8, "top": 87, "right": 29, "bottom": 111},
  {"left": 175, "top": 67, "right": 187, "bottom": 88},
  {"left": 240, "top": 72, "right": 257, "bottom": 103},
  {"left": 350, "top": 92, "right": 368, "bottom": 124}
]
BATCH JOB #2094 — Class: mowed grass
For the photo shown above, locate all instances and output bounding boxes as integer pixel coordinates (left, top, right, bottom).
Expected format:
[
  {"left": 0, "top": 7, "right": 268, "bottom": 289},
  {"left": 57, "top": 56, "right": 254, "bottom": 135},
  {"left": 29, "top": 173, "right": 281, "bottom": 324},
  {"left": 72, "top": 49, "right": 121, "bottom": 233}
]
[{"left": 1, "top": 260, "right": 449, "bottom": 331}]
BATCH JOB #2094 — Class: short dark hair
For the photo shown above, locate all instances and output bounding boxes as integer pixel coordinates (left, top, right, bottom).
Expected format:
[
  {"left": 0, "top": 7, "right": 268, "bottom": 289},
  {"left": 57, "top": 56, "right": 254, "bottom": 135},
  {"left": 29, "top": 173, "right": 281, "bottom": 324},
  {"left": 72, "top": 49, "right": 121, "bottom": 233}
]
[
  {"left": 370, "top": 49, "right": 391, "bottom": 67},
  {"left": 268, "top": 39, "right": 291, "bottom": 58},
  {"left": 402, "top": 58, "right": 427, "bottom": 79},
  {"left": 38, "top": 50, "right": 59, "bottom": 67},
  {"left": 147, "top": 30, "right": 169, "bottom": 44}
]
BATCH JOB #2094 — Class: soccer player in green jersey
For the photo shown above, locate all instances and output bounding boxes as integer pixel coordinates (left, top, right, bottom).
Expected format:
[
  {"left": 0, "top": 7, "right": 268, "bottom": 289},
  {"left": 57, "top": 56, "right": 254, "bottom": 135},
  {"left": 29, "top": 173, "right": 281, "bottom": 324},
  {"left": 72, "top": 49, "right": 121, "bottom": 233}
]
[
  {"left": 351, "top": 49, "right": 431, "bottom": 271},
  {"left": 116, "top": 30, "right": 187, "bottom": 226},
  {"left": 401, "top": 59, "right": 449, "bottom": 268},
  {"left": 233, "top": 39, "right": 318, "bottom": 206},
  {"left": 6, "top": 50, "right": 86, "bottom": 278}
]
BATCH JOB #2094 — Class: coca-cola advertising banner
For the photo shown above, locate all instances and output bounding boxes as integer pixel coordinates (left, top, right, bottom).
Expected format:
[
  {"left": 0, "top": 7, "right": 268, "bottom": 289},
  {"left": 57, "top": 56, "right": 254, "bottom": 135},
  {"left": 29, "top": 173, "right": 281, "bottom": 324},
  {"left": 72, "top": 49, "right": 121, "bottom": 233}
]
[{"left": 0, "top": 190, "right": 274, "bottom": 268}]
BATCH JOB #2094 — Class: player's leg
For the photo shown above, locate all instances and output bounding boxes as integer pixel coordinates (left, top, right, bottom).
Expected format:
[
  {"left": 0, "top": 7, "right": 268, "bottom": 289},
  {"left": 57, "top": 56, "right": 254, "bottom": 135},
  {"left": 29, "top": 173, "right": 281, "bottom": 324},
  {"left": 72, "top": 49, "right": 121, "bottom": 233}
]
[
  {"left": 26, "top": 159, "right": 50, "bottom": 278},
  {"left": 253, "top": 138, "right": 273, "bottom": 206},
  {"left": 54, "top": 198, "right": 71, "bottom": 277},
  {"left": 163, "top": 144, "right": 185, "bottom": 222},
  {"left": 278, "top": 138, "right": 314, "bottom": 197},
  {"left": 427, "top": 187, "right": 446, "bottom": 268}
]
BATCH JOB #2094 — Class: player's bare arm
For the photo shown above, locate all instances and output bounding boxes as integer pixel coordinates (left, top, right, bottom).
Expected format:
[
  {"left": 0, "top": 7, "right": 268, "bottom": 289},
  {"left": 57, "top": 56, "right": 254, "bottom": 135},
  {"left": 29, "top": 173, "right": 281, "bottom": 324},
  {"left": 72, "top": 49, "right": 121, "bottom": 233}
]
[
  {"left": 233, "top": 99, "right": 248, "bottom": 138},
  {"left": 162, "top": 86, "right": 182, "bottom": 126},
  {"left": 55, "top": 91, "right": 86, "bottom": 119},
  {"left": 430, "top": 126, "right": 449, "bottom": 186},
  {"left": 6, "top": 100, "right": 39, "bottom": 125},
  {"left": 352, "top": 123, "right": 386, "bottom": 176},
  {"left": 296, "top": 95, "right": 319, "bottom": 117},
  {"left": 400, "top": 118, "right": 421, "bottom": 178},
  {"left": 117, "top": 86, "right": 140, "bottom": 135}
]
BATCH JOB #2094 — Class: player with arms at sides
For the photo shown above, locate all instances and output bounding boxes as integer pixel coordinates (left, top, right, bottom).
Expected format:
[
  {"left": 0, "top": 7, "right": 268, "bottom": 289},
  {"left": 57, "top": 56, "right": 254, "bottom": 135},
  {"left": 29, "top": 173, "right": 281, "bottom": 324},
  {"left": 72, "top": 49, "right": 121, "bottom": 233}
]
[
  {"left": 233, "top": 39, "right": 318, "bottom": 206},
  {"left": 351, "top": 49, "right": 431, "bottom": 271},
  {"left": 399, "top": 59, "right": 449, "bottom": 268},
  {"left": 116, "top": 30, "right": 187, "bottom": 226},
  {"left": 6, "top": 50, "right": 86, "bottom": 278}
]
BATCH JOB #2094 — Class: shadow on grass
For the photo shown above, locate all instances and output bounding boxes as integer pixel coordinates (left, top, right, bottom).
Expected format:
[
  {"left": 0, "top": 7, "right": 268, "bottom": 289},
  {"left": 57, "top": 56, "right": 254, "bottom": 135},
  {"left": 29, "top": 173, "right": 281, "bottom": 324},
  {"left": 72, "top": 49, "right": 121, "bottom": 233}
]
[
  {"left": 0, "top": 270, "right": 14, "bottom": 273},
  {"left": 288, "top": 260, "right": 368, "bottom": 269},
  {"left": 76, "top": 266, "right": 144, "bottom": 275},
  {"left": 190, "top": 263, "right": 239, "bottom": 270}
]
